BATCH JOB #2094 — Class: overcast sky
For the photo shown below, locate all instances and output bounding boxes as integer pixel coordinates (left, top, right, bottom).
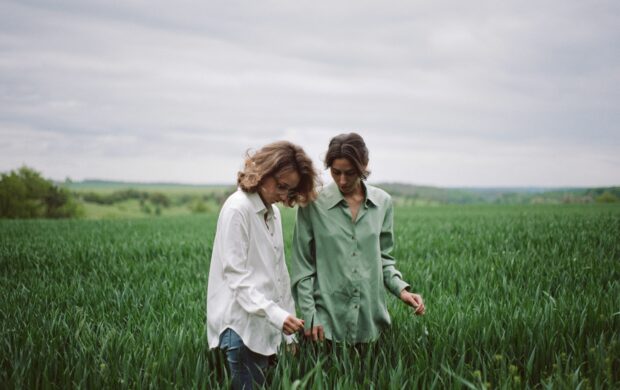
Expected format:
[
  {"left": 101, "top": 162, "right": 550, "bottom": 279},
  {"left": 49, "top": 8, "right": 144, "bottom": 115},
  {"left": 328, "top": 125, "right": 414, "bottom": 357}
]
[{"left": 1, "top": 0, "right": 619, "bottom": 187}]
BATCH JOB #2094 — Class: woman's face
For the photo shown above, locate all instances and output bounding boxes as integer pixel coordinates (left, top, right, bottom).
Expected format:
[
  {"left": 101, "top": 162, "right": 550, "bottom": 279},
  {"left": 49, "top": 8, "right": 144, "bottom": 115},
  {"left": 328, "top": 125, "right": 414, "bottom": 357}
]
[
  {"left": 259, "top": 169, "right": 300, "bottom": 205},
  {"left": 330, "top": 158, "right": 364, "bottom": 195}
]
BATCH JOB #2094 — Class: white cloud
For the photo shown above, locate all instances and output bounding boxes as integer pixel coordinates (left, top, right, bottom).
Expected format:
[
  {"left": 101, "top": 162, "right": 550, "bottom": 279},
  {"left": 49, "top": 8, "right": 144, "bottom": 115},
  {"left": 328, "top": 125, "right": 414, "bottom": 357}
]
[{"left": 1, "top": 0, "right": 619, "bottom": 186}]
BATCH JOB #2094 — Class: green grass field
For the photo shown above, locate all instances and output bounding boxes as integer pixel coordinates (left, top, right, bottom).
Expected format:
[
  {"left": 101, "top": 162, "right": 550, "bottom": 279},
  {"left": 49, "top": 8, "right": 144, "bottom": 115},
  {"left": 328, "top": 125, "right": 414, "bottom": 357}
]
[{"left": 1, "top": 204, "right": 619, "bottom": 388}]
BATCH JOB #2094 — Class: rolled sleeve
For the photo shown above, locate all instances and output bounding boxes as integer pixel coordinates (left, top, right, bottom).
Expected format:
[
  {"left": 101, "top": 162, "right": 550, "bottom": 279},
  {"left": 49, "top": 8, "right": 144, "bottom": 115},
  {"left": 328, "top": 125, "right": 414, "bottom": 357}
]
[
  {"left": 380, "top": 199, "right": 411, "bottom": 297},
  {"left": 291, "top": 205, "right": 319, "bottom": 329},
  {"left": 283, "top": 333, "right": 297, "bottom": 345},
  {"left": 265, "top": 304, "right": 290, "bottom": 331}
]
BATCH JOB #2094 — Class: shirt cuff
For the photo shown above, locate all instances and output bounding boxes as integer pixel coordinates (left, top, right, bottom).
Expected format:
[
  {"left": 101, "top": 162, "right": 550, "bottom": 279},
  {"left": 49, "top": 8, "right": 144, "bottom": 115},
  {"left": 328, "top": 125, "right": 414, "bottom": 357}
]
[
  {"left": 266, "top": 303, "right": 290, "bottom": 332},
  {"left": 302, "top": 310, "right": 318, "bottom": 331},
  {"left": 388, "top": 277, "right": 410, "bottom": 297},
  {"left": 284, "top": 333, "right": 296, "bottom": 344}
]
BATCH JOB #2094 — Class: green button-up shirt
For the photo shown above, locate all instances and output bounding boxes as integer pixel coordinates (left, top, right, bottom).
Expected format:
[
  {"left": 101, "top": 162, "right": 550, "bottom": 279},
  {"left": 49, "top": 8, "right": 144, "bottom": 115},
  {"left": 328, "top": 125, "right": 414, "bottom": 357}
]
[{"left": 291, "top": 182, "right": 410, "bottom": 343}]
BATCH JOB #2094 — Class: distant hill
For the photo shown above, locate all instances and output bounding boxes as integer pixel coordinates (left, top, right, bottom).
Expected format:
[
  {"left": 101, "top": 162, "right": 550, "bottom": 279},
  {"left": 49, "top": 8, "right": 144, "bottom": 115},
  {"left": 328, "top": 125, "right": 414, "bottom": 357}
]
[
  {"left": 374, "top": 183, "right": 620, "bottom": 205},
  {"left": 61, "top": 180, "right": 234, "bottom": 194},
  {"left": 61, "top": 179, "right": 619, "bottom": 205}
]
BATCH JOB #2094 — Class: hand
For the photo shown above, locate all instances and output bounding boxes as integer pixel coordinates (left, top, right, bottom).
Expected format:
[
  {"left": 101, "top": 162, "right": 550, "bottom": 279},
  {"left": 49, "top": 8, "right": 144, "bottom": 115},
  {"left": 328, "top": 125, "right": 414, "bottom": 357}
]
[
  {"left": 400, "top": 289, "right": 426, "bottom": 315},
  {"left": 283, "top": 315, "right": 305, "bottom": 335},
  {"left": 304, "top": 325, "right": 325, "bottom": 341}
]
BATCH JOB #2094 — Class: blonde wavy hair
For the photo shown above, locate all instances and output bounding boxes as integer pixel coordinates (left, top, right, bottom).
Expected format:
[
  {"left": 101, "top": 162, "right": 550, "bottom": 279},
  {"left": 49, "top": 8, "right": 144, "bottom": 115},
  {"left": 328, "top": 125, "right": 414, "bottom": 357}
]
[{"left": 237, "top": 141, "right": 319, "bottom": 206}]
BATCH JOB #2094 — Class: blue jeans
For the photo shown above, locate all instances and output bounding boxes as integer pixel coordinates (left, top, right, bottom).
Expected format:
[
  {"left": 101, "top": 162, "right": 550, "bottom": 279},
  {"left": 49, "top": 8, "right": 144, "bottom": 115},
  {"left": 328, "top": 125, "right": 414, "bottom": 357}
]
[{"left": 218, "top": 328, "right": 271, "bottom": 390}]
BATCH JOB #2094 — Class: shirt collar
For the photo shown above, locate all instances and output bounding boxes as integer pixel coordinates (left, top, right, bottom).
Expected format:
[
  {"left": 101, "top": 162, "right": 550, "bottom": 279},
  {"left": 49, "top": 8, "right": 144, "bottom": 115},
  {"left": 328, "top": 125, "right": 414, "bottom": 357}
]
[
  {"left": 365, "top": 184, "right": 379, "bottom": 207},
  {"left": 247, "top": 190, "right": 276, "bottom": 218},
  {"left": 323, "top": 183, "right": 344, "bottom": 209},
  {"left": 323, "top": 182, "right": 378, "bottom": 209}
]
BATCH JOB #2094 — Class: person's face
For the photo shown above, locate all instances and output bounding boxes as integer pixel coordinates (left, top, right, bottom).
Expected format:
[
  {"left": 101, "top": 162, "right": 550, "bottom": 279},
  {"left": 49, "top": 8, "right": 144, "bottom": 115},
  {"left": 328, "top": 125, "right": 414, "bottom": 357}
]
[
  {"left": 330, "top": 158, "right": 364, "bottom": 195},
  {"left": 259, "top": 169, "right": 300, "bottom": 205}
]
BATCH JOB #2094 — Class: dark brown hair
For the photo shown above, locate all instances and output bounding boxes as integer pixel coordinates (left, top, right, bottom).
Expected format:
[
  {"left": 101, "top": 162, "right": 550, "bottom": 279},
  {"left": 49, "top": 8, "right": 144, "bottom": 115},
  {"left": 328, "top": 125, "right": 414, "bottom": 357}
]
[
  {"left": 237, "top": 141, "right": 319, "bottom": 206},
  {"left": 324, "top": 132, "right": 370, "bottom": 179}
]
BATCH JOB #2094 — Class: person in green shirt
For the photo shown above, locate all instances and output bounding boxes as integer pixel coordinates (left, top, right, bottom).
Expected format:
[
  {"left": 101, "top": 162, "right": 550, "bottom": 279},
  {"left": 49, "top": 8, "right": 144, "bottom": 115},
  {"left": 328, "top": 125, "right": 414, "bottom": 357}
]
[{"left": 291, "top": 132, "right": 426, "bottom": 344}]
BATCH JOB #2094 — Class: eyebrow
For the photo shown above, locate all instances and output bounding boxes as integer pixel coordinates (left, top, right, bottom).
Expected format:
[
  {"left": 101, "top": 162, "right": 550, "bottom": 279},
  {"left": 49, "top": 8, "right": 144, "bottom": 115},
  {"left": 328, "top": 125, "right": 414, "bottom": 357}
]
[
  {"left": 275, "top": 177, "right": 297, "bottom": 190},
  {"left": 331, "top": 168, "right": 356, "bottom": 175}
]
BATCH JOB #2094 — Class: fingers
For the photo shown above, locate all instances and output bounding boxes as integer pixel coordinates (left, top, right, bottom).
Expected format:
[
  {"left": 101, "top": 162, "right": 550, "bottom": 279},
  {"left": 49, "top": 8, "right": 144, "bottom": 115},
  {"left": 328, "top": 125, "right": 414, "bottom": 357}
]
[
  {"left": 415, "top": 301, "right": 426, "bottom": 315},
  {"left": 292, "top": 317, "right": 304, "bottom": 330},
  {"left": 412, "top": 294, "right": 426, "bottom": 315},
  {"left": 282, "top": 316, "right": 305, "bottom": 335},
  {"left": 400, "top": 289, "right": 427, "bottom": 316},
  {"left": 404, "top": 293, "right": 426, "bottom": 316},
  {"left": 311, "top": 325, "right": 325, "bottom": 341},
  {"left": 303, "top": 326, "right": 325, "bottom": 341}
]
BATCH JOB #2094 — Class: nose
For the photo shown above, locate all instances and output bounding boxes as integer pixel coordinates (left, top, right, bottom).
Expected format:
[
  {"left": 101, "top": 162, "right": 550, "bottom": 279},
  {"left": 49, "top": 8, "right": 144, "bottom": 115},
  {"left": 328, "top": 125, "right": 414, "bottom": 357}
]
[{"left": 338, "top": 175, "right": 347, "bottom": 186}]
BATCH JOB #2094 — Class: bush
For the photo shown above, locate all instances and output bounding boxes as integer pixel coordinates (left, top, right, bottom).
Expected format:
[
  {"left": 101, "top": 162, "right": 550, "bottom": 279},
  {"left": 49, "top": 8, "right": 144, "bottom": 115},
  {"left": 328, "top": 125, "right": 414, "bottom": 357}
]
[
  {"left": 596, "top": 190, "right": 619, "bottom": 203},
  {"left": 149, "top": 192, "right": 170, "bottom": 207},
  {"left": 0, "top": 166, "right": 83, "bottom": 219},
  {"left": 189, "top": 198, "right": 209, "bottom": 214},
  {"left": 79, "top": 190, "right": 170, "bottom": 208}
]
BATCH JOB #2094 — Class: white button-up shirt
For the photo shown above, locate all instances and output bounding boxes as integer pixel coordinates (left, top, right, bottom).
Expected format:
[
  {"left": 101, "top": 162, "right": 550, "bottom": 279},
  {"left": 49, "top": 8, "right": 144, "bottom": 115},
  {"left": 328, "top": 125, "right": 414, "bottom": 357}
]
[{"left": 206, "top": 189, "right": 295, "bottom": 355}]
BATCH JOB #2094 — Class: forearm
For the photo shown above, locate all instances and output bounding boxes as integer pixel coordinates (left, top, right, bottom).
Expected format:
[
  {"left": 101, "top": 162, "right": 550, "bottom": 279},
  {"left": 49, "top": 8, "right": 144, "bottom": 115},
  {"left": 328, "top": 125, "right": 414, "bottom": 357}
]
[
  {"left": 228, "top": 280, "right": 290, "bottom": 330},
  {"left": 382, "top": 258, "right": 410, "bottom": 297},
  {"left": 291, "top": 206, "right": 319, "bottom": 327}
]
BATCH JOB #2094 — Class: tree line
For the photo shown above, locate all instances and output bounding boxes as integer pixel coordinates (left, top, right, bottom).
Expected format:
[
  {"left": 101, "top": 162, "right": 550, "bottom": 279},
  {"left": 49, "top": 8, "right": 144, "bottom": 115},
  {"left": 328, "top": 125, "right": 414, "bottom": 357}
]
[
  {"left": 0, "top": 166, "right": 82, "bottom": 218},
  {"left": 79, "top": 189, "right": 171, "bottom": 207},
  {"left": 1, "top": 166, "right": 235, "bottom": 219}
]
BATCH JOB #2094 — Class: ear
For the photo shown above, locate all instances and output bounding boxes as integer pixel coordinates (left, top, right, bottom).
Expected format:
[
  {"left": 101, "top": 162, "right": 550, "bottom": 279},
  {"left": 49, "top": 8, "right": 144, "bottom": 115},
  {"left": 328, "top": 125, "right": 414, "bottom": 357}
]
[{"left": 361, "top": 164, "right": 369, "bottom": 179}]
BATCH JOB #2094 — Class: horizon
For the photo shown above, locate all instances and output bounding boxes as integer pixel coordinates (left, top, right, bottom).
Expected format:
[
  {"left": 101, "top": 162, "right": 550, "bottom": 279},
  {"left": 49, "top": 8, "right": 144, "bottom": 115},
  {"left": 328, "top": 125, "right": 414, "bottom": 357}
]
[{"left": 57, "top": 176, "right": 618, "bottom": 191}]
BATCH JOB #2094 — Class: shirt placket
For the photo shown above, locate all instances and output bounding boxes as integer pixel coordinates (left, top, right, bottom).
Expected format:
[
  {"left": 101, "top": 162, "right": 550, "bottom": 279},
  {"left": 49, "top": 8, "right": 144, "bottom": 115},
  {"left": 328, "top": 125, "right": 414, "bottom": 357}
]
[
  {"left": 265, "top": 210, "right": 285, "bottom": 303},
  {"left": 343, "top": 204, "right": 362, "bottom": 341}
]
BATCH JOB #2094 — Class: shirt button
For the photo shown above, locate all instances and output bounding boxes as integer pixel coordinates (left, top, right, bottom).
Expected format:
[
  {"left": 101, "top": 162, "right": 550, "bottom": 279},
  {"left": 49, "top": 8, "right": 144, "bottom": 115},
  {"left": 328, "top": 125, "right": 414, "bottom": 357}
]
[
  {"left": 352, "top": 252, "right": 356, "bottom": 256},
  {"left": 354, "top": 305, "right": 358, "bottom": 309}
]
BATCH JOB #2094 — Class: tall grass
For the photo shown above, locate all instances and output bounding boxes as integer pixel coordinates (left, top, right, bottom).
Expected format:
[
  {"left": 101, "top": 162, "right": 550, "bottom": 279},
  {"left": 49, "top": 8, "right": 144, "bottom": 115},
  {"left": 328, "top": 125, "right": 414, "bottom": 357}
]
[{"left": 1, "top": 205, "right": 619, "bottom": 388}]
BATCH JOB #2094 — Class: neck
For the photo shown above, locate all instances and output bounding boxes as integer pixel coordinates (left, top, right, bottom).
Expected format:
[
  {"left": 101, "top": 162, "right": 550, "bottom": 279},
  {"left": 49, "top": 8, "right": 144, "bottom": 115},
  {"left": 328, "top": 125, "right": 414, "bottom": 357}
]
[
  {"left": 257, "top": 190, "right": 271, "bottom": 209},
  {"left": 343, "top": 182, "right": 364, "bottom": 199}
]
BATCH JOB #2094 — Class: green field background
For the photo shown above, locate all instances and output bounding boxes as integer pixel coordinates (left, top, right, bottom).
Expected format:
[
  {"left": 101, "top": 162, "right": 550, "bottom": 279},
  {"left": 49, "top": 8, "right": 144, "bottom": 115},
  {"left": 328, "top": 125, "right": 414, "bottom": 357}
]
[{"left": 1, "top": 204, "right": 619, "bottom": 388}]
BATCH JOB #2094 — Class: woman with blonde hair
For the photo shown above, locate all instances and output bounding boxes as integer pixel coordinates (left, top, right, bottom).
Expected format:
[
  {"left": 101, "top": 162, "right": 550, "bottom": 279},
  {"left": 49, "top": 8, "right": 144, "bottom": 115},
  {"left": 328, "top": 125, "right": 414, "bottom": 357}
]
[{"left": 207, "top": 141, "right": 319, "bottom": 389}]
